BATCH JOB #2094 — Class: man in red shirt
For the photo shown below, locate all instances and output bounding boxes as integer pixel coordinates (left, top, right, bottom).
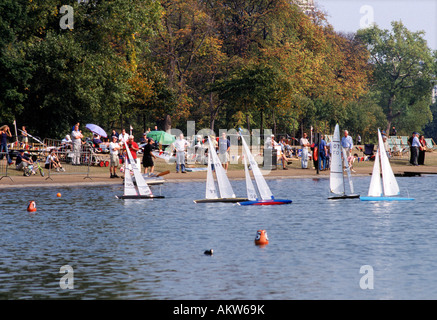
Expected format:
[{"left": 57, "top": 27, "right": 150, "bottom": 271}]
[{"left": 126, "top": 135, "right": 139, "bottom": 160}]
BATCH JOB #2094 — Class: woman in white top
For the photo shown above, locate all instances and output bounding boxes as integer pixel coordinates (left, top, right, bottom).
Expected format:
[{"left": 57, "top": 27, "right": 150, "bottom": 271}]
[{"left": 299, "top": 133, "right": 310, "bottom": 169}]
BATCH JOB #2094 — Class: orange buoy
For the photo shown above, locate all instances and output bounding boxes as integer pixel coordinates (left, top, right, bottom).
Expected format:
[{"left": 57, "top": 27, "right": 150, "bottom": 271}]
[
  {"left": 57, "top": 193, "right": 62, "bottom": 197},
  {"left": 254, "top": 229, "right": 269, "bottom": 246},
  {"left": 27, "top": 201, "right": 37, "bottom": 212}
]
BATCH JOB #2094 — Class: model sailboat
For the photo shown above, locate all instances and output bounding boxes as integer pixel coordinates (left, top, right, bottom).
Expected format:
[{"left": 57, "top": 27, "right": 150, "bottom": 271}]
[
  {"left": 194, "top": 137, "right": 247, "bottom": 203},
  {"left": 116, "top": 141, "right": 164, "bottom": 199},
  {"left": 237, "top": 131, "right": 292, "bottom": 206},
  {"left": 360, "top": 129, "right": 414, "bottom": 201},
  {"left": 328, "top": 124, "right": 359, "bottom": 199}
]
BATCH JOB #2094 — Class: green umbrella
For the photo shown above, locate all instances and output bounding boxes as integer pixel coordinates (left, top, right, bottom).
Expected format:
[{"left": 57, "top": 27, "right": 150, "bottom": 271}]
[{"left": 146, "top": 131, "right": 176, "bottom": 145}]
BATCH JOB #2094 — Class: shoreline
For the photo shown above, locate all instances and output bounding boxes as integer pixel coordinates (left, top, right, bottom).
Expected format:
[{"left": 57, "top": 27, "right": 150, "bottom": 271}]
[{"left": 1, "top": 163, "right": 435, "bottom": 189}]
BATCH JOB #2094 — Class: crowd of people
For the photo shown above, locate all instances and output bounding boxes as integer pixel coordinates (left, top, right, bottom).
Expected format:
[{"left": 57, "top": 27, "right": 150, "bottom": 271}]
[{"left": 1, "top": 121, "right": 434, "bottom": 180}]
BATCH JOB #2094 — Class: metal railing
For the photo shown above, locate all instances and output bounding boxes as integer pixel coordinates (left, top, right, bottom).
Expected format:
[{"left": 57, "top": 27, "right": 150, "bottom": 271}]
[
  {"left": 0, "top": 152, "right": 13, "bottom": 181},
  {"left": 43, "top": 150, "right": 94, "bottom": 180}
]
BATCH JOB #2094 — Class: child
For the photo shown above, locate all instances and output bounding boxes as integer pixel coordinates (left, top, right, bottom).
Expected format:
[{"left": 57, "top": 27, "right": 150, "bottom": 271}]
[{"left": 348, "top": 153, "right": 359, "bottom": 172}]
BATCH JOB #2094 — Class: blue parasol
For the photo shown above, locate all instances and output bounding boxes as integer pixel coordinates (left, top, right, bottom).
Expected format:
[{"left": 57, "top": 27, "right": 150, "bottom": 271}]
[{"left": 85, "top": 123, "right": 107, "bottom": 138}]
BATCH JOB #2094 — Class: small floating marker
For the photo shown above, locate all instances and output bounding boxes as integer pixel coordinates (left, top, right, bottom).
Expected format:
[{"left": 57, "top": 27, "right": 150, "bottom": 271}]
[
  {"left": 254, "top": 229, "right": 269, "bottom": 246},
  {"left": 57, "top": 193, "right": 62, "bottom": 198},
  {"left": 204, "top": 249, "right": 213, "bottom": 255},
  {"left": 27, "top": 200, "right": 37, "bottom": 212}
]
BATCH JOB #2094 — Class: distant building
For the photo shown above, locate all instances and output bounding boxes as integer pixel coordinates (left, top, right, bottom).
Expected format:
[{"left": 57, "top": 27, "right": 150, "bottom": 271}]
[{"left": 295, "top": 0, "right": 316, "bottom": 16}]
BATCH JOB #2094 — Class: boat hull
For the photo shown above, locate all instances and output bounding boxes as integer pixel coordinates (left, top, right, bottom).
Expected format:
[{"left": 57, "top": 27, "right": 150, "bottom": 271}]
[
  {"left": 238, "top": 199, "right": 292, "bottom": 206},
  {"left": 359, "top": 196, "right": 414, "bottom": 201},
  {"left": 116, "top": 195, "right": 165, "bottom": 199},
  {"left": 328, "top": 194, "right": 360, "bottom": 200},
  {"left": 194, "top": 198, "right": 248, "bottom": 203}
]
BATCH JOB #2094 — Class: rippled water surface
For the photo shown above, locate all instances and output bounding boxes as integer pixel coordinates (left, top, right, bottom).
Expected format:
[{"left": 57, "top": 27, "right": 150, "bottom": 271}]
[{"left": 1, "top": 175, "right": 437, "bottom": 299}]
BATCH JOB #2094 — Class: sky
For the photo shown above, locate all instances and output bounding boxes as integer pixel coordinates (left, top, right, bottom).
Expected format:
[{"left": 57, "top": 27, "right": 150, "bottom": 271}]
[{"left": 316, "top": 0, "right": 437, "bottom": 50}]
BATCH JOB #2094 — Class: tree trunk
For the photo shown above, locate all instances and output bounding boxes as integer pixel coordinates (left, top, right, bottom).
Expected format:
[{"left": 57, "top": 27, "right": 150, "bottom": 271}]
[
  {"left": 386, "top": 94, "right": 401, "bottom": 135},
  {"left": 164, "top": 114, "right": 172, "bottom": 132},
  {"left": 260, "top": 110, "right": 264, "bottom": 144},
  {"left": 273, "top": 112, "right": 276, "bottom": 137},
  {"left": 246, "top": 113, "right": 251, "bottom": 134}
]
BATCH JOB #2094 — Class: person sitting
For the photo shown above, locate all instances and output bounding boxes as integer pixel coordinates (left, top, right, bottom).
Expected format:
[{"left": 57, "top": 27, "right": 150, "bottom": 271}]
[
  {"left": 45, "top": 149, "right": 65, "bottom": 172},
  {"left": 61, "top": 135, "right": 73, "bottom": 150},
  {"left": 16, "top": 150, "right": 33, "bottom": 172},
  {"left": 92, "top": 134, "right": 103, "bottom": 148},
  {"left": 140, "top": 133, "right": 147, "bottom": 144}
]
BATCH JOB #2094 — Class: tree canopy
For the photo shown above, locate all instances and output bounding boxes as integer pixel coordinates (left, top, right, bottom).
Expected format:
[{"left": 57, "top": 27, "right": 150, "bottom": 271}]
[
  {"left": 1, "top": 1, "right": 436, "bottom": 142},
  {"left": 357, "top": 21, "right": 436, "bottom": 135}
]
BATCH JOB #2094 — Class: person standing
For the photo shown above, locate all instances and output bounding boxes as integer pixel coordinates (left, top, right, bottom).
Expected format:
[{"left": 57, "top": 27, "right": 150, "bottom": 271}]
[
  {"left": 173, "top": 133, "right": 188, "bottom": 173},
  {"left": 142, "top": 138, "right": 156, "bottom": 175},
  {"left": 410, "top": 132, "right": 420, "bottom": 166},
  {"left": 118, "top": 128, "right": 129, "bottom": 144},
  {"left": 109, "top": 135, "right": 120, "bottom": 178},
  {"left": 325, "top": 141, "right": 331, "bottom": 170},
  {"left": 278, "top": 136, "right": 290, "bottom": 170},
  {"left": 418, "top": 134, "right": 427, "bottom": 165},
  {"left": 71, "top": 124, "right": 83, "bottom": 165},
  {"left": 341, "top": 130, "right": 354, "bottom": 159},
  {"left": 21, "top": 126, "right": 28, "bottom": 149},
  {"left": 126, "top": 135, "right": 140, "bottom": 168},
  {"left": 218, "top": 132, "right": 231, "bottom": 172},
  {"left": 407, "top": 132, "right": 414, "bottom": 165},
  {"left": 299, "top": 132, "right": 310, "bottom": 169},
  {"left": 110, "top": 129, "right": 119, "bottom": 140},
  {"left": 0, "top": 125, "right": 13, "bottom": 165},
  {"left": 318, "top": 134, "right": 327, "bottom": 171}
]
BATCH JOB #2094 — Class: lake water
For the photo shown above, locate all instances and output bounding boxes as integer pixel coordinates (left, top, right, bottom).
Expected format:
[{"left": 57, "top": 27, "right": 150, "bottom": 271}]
[{"left": 0, "top": 174, "right": 437, "bottom": 300}]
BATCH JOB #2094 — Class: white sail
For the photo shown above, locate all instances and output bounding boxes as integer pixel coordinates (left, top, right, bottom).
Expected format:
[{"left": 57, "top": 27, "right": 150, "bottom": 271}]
[
  {"left": 378, "top": 129, "right": 400, "bottom": 196},
  {"left": 368, "top": 149, "right": 383, "bottom": 197},
  {"left": 239, "top": 132, "right": 274, "bottom": 200},
  {"left": 330, "top": 124, "right": 345, "bottom": 195},
  {"left": 205, "top": 149, "right": 218, "bottom": 199},
  {"left": 342, "top": 148, "right": 355, "bottom": 194},
  {"left": 123, "top": 161, "right": 138, "bottom": 196},
  {"left": 243, "top": 152, "right": 258, "bottom": 201},
  {"left": 207, "top": 137, "right": 236, "bottom": 198},
  {"left": 124, "top": 141, "right": 152, "bottom": 196}
]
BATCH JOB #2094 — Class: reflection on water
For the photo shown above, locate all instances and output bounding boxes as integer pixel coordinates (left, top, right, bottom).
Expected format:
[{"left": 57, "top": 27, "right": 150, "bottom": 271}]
[{"left": 0, "top": 175, "right": 437, "bottom": 299}]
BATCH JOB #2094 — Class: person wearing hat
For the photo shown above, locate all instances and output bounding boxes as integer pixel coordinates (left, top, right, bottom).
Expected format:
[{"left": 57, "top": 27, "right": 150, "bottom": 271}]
[
  {"left": 140, "top": 133, "right": 147, "bottom": 144},
  {"left": 15, "top": 149, "right": 33, "bottom": 172},
  {"left": 61, "top": 134, "right": 72, "bottom": 150},
  {"left": 109, "top": 135, "right": 120, "bottom": 178},
  {"left": 142, "top": 138, "right": 156, "bottom": 175}
]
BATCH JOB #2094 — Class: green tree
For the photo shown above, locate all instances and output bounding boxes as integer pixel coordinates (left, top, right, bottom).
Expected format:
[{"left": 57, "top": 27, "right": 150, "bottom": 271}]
[
  {"left": 357, "top": 21, "right": 435, "bottom": 134},
  {"left": 1, "top": 0, "right": 163, "bottom": 138}
]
